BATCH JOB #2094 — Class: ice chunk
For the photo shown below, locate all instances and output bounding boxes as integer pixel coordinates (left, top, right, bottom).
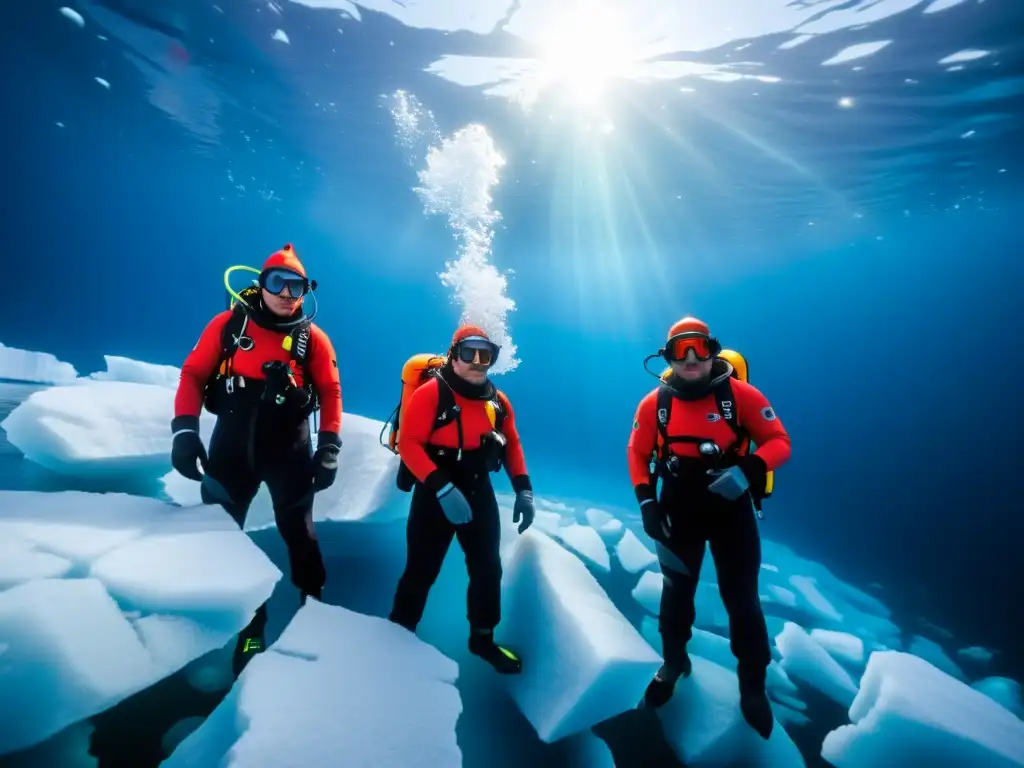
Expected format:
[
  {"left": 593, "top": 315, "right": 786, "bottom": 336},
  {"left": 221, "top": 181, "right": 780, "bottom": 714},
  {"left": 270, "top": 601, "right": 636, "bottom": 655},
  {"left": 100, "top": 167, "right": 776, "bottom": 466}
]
[
  {"left": 959, "top": 645, "right": 996, "bottom": 666},
  {"left": 163, "top": 413, "right": 403, "bottom": 529},
  {"left": 529, "top": 509, "right": 564, "bottom": 537},
  {"left": 0, "top": 578, "right": 157, "bottom": 754},
  {"left": 658, "top": 656, "right": 805, "bottom": 766},
  {"left": 972, "top": 677, "right": 1024, "bottom": 718},
  {"left": 550, "top": 523, "right": 610, "bottom": 572},
  {"left": 60, "top": 7, "right": 86, "bottom": 27},
  {"left": 788, "top": 575, "right": 843, "bottom": 624},
  {"left": 536, "top": 498, "right": 571, "bottom": 513},
  {"left": 640, "top": 619, "right": 798, "bottom": 701},
  {"left": 761, "top": 563, "right": 780, "bottom": 572},
  {"left": 585, "top": 507, "right": 624, "bottom": 543},
  {"left": 776, "top": 622, "right": 858, "bottom": 707},
  {"left": 909, "top": 635, "right": 966, "bottom": 681},
  {"left": 631, "top": 570, "right": 662, "bottom": 614},
  {"left": 0, "top": 491, "right": 281, "bottom": 755},
  {"left": 88, "top": 355, "right": 180, "bottom": 388},
  {"left": 615, "top": 529, "right": 657, "bottom": 573},
  {"left": 0, "top": 534, "right": 74, "bottom": 589},
  {"left": 94, "top": 77, "right": 110, "bottom": 89},
  {"left": 499, "top": 529, "right": 662, "bottom": 742},
  {"left": 822, "top": 651, "right": 1024, "bottom": 767},
  {"left": 2, "top": 381, "right": 207, "bottom": 478},
  {"left": 810, "top": 629, "right": 865, "bottom": 669},
  {"left": 765, "top": 584, "right": 798, "bottom": 609},
  {"left": 165, "top": 601, "right": 462, "bottom": 767},
  {"left": 271, "top": 28, "right": 290, "bottom": 43},
  {"left": 830, "top": 579, "right": 892, "bottom": 619},
  {"left": 0, "top": 342, "right": 77, "bottom": 384}
]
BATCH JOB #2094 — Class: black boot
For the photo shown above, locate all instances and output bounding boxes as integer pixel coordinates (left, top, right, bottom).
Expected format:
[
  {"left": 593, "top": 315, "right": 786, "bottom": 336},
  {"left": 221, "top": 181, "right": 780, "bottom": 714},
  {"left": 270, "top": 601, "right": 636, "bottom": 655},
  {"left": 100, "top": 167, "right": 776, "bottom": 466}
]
[
  {"left": 739, "top": 678, "right": 774, "bottom": 739},
  {"left": 468, "top": 629, "right": 522, "bottom": 674},
  {"left": 232, "top": 605, "right": 268, "bottom": 678},
  {"left": 300, "top": 588, "right": 321, "bottom": 606},
  {"left": 642, "top": 655, "right": 692, "bottom": 709}
]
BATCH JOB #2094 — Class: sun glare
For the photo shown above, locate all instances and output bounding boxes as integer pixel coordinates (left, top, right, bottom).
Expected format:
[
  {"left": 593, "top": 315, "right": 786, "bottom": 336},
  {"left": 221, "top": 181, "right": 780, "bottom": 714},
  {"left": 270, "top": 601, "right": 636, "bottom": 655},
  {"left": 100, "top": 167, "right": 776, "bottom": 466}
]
[{"left": 534, "top": 4, "right": 638, "bottom": 107}]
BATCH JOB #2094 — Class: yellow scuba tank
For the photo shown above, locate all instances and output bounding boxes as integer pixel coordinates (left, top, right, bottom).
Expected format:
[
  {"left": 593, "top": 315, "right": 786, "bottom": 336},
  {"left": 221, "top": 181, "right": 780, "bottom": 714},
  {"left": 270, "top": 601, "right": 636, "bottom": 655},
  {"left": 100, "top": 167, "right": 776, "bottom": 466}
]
[
  {"left": 383, "top": 353, "right": 448, "bottom": 453},
  {"left": 718, "top": 349, "right": 774, "bottom": 498}
]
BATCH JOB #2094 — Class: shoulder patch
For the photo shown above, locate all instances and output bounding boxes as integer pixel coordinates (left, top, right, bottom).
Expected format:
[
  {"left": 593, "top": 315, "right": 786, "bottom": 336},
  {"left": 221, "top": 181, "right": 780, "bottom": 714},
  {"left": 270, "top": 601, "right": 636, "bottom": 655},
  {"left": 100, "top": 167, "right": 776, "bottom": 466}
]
[{"left": 761, "top": 406, "right": 777, "bottom": 421}]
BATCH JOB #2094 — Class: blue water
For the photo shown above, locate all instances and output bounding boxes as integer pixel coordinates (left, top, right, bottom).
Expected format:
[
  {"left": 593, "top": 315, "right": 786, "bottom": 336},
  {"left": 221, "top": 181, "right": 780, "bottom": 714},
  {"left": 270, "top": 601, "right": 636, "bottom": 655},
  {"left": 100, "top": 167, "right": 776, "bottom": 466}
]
[{"left": 3, "top": 0, "right": 1024, "bottom": 765}]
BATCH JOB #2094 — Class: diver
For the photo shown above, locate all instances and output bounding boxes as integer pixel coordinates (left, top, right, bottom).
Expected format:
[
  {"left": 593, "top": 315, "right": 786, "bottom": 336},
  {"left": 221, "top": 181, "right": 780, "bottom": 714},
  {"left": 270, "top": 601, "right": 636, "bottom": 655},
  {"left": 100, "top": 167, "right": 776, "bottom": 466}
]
[
  {"left": 170, "top": 243, "right": 343, "bottom": 676},
  {"left": 386, "top": 325, "right": 535, "bottom": 674},
  {"left": 628, "top": 317, "right": 792, "bottom": 739}
]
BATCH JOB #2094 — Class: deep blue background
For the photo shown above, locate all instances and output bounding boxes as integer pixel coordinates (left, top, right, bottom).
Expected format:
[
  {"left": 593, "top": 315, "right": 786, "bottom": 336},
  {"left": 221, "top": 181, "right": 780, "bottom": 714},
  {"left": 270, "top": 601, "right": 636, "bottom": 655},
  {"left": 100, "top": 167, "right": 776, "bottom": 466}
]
[{"left": 2, "top": 0, "right": 1023, "bottom": 677}]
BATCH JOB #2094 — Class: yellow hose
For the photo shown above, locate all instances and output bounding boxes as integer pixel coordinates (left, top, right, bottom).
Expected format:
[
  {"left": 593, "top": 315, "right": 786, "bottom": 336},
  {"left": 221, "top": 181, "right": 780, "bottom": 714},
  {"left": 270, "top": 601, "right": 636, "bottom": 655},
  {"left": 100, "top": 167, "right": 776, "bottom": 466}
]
[{"left": 223, "top": 265, "right": 260, "bottom": 307}]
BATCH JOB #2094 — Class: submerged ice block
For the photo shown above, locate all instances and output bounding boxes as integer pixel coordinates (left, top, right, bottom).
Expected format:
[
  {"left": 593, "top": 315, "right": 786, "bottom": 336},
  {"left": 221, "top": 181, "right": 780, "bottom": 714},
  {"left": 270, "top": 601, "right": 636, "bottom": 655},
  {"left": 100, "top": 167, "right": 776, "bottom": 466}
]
[
  {"left": 165, "top": 601, "right": 463, "bottom": 768},
  {"left": 776, "top": 622, "right": 858, "bottom": 707},
  {"left": 0, "top": 491, "right": 280, "bottom": 755},
  {"left": 499, "top": 529, "right": 662, "bottom": 742},
  {"left": 822, "top": 651, "right": 1024, "bottom": 767},
  {"left": 658, "top": 656, "right": 805, "bottom": 767}
]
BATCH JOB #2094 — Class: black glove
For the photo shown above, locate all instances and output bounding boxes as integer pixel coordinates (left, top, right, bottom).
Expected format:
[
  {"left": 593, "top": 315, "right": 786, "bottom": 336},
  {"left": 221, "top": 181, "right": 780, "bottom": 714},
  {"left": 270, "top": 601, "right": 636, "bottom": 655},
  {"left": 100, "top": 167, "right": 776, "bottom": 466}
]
[
  {"left": 640, "top": 498, "right": 672, "bottom": 543},
  {"left": 311, "top": 432, "right": 341, "bottom": 491},
  {"left": 171, "top": 417, "right": 207, "bottom": 482},
  {"left": 513, "top": 490, "right": 535, "bottom": 534},
  {"left": 734, "top": 454, "right": 768, "bottom": 496}
]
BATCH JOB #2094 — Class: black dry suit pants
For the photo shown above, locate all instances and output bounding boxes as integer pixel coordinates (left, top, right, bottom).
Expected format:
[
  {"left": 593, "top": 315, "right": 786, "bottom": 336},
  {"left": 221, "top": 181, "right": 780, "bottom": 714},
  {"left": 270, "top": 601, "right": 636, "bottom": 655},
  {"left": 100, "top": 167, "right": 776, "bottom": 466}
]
[
  {"left": 658, "top": 477, "right": 772, "bottom": 691},
  {"left": 202, "top": 408, "right": 326, "bottom": 633},
  {"left": 390, "top": 470, "right": 502, "bottom": 634}
]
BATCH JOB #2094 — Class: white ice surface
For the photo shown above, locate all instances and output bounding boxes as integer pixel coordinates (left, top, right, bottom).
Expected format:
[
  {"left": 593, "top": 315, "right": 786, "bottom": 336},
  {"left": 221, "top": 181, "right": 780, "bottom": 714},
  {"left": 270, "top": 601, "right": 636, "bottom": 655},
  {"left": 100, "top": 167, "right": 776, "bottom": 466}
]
[
  {"left": 88, "top": 355, "right": 181, "bottom": 388},
  {"left": 614, "top": 529, "right": 657, "bottom": 573},
  {"left": 0, "top": 343, "right": 78, "bottom": 385},
  {"left": 809, "top": 629, "right": 866, "bottom": 669},
  {"left": 165, "top": 601, "right": 462, "bottom": 768},
  {"left": 0, "top": 491, "right": 280, "bottom": 755},
  {"left": 550, "top": 523, "right": 611, "bottom": 572},
  {"left": 2, "top": 381, "right": 210, "bottom": 478},
  {"left": 908, "top": 635, "right": 966, "bottom": 681},
  {"left": 500, "top": 528, "right": 662, "bottom": 742},
  {"left": 658, "top": 656, "right": 805, "bottom": 766},
  {"left": 972, "top": 677, "right": 1024, "bottom": 718},
  {"left": 584, "top": 507, "right": 624, "bottom": 543},
  {"left": 775, "top": 622, "right": 859, "bottom": 707},
  {"left": 822, "top": 651, "right": 1024, "bottom": 767}
]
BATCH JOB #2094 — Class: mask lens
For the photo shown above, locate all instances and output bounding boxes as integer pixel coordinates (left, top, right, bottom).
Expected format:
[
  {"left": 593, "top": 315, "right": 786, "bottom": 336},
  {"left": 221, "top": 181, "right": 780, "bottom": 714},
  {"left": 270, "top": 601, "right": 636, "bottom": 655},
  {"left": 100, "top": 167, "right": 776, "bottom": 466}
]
[
  {"left": 668, "top": 335, "right": 713, "bottom": 361},
  {"left": 264, "top": 270, "right": 307, "bottom": 297},
  {"left": 457, "top": 342, "right": 495, "bottom": 366}
]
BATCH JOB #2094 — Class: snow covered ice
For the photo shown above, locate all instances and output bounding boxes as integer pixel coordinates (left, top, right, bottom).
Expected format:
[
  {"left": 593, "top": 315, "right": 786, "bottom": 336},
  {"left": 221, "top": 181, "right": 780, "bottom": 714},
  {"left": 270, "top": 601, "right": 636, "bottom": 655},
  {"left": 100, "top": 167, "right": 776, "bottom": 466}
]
[
  {"left": 821, "top": 651, "right": 1024, "bottom": 767},
  {"left": 0, "top": 491, "right": 280, "bottom": 755},
  {"left": 165, "top": 600, "right": 463, "bottom": 768}
]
